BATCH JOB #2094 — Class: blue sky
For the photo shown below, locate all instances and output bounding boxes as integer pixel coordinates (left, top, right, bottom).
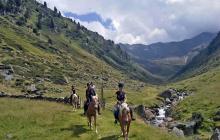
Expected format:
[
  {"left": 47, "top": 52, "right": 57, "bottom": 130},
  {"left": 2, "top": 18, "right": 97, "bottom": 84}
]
[
  {"left": 38, "top": 0, "right": 220, "bottom": 44},
  {"left": 64, "top": 12, "right": 114, "bottom": 30}
]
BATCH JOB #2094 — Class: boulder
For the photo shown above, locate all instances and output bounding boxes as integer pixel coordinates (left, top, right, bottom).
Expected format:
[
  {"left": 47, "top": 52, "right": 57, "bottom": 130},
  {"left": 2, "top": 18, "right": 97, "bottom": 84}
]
[
  {"left": 165, "top": 98, "right": 172, "bottom": 104},
  {"left": 159, "top": 89, "right": 173, "bottom": 99},
  {"left": 210, "top": 129, "right": 220, "bottom": 140},
  {"left": 164, "top": 117, "right": 173, "bottom": 122},
  {"left": 158, "top": 122, "right": 167, "bottom": 128},
  {"left": 144, "top": 109, "right": 156, "bottom": 120},
  {"left": 172, "top": 127, "right": 184, "bottom": 137},
  {"left": 0, "top": 92, "right": 7, "bottom": 97},
  {"left": 214, "top": 110, "right": 220, "bottom": 121},
  {"left": 135, "top": 105, "right": 145, "bottom": 117},
  {"left": 184, "top": 121, "right": 197, "bottom": 136},
  {"left": 191, "top": 112, "right": 204, "bottom": 130}
]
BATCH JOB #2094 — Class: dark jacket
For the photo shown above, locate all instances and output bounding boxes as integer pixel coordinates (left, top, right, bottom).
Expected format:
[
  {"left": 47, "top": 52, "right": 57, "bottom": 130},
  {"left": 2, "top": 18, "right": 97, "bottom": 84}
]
[{"left": 86, "top": 88, "right": 96, "bottom": 102}]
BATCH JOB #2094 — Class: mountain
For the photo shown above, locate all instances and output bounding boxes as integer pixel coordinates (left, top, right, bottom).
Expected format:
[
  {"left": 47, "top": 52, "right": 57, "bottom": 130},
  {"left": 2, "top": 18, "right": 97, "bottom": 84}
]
[
  {"left": 0, "top": 0, "right": 162, "bottom": 87},
  {"left": 119, "top": 32, "right": 217, "bottom": 79},
  {"left": 173, "top": 32, "right": 220, "bottom": 80}
]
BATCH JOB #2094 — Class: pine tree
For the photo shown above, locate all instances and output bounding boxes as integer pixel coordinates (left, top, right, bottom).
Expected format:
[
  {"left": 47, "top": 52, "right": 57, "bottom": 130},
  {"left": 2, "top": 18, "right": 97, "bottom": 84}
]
[
  {"left": 0, "top": 0, "right": 5, "bottom": 14},
  {"left": 49, "top": 18, "right": 55, "bottom": 29},
  {"left": 6, "top": 0, "right": 15, "bottom": 13},
  {"left": 36, "top": 13, "right": 43, "bottom": 29},
  {"left": 43, "top": 1, "right": 47, "bottom": 8},
  {"left": 24, "top": 8, "right": 31, "bottom": 19},
  {"left": 15, "top": 0, "right": 22, "bottom": 7},
  {"left": 58, "top": 11, "right": 61, "bottom": 17},
  {"left": 54, "top": 6, "right": 57, "bottom": 13}
]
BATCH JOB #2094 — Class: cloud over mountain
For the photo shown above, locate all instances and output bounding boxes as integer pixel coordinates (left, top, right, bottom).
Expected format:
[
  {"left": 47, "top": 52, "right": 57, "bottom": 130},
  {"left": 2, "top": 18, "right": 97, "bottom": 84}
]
[{"left": 38, "top": 0, "right": 220, "bottom": 44}]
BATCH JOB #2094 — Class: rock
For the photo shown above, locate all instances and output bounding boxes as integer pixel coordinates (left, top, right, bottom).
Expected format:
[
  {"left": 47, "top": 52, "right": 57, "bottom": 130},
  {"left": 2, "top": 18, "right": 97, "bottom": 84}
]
[
  {"left": 0, "top": 92, "right": 7, "bottom": 97},
  {"left": 5, "top": 133, "right": 13, "bottom": 139},
  {"left": 184, "top": 121, "right": 196, "bottom": 136},
  {"left": 191, "top": 112, "right": 204, "bottom": 130},
  {"left": 214, "top": 110, "right": 220, "bottom": 121},
  {"left": 210, "top": 128, "right": 220, "bottom": 140},
  {"left": 172, "top": 127, "right": 184, "bottom": 137},
  {"left": 165, "top": 98, "right": 171, "bottom": 104},
  {"left": 135, "top": 105, "right": 145, "bottom": 117},
  {"left": 53, "top": 76, "right": 68, "bottom": 85},
  {"left": 165, "top": 108, "right": 172, "bottom": 117},
  {"left": 164, "top": 117, "right": 173, "bottom": 122},
  {"left": 159, "top": 89, "right": 174, "bottom": 99},
  {"left": 144, "top": 109, "right": 156, "bottom": 120},
  {"left": 159, "top": 122, "right": 167, "bottom": 128}
]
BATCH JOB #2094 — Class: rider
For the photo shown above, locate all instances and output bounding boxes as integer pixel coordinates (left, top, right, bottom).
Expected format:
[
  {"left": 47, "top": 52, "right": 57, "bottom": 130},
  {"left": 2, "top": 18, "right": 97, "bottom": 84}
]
[
  {"left": 70, "top": 85, "right": 79, "bottom": 99},
  {"left": 84, "top": 82, "right": 101, "bottom": 115},
  {"left": 114, "top": 82, "right": 135, "bottom": 124}
]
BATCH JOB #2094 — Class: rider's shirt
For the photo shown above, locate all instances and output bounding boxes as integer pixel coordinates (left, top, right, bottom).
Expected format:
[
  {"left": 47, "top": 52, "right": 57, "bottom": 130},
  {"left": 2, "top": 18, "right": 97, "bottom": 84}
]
[
  {"left": 86, "top": 88, "right": 96, "bottom": 102},
  {"left": 116, "top": 91, "right": 126, "bottom": 102}
]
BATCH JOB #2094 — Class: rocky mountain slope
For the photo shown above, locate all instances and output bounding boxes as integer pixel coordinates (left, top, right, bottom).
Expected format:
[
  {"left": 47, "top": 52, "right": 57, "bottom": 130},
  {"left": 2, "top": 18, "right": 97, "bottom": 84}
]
[
  {"left": 120, "top": 32, "right": 216, "bottom": 79},
  {"left": 0, "top": 0, "right": 162, "bottom": 90}
]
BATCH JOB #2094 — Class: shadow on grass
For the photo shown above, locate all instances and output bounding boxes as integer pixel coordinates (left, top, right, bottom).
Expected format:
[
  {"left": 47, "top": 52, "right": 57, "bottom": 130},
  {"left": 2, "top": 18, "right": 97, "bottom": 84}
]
[
  {"left": 100, "top": 135, "right": 119, "bottom": 140},
  {"left": 100, "top": 134, "right": 137, "bottom": 140},
  {"left": 60, "top": 124, "right": 89, "bottom": 137}
]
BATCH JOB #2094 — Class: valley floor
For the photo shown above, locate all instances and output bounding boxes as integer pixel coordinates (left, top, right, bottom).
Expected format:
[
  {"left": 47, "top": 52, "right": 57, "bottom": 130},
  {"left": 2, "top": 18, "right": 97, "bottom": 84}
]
[{"left": 0, "top": 98, "right": 181, "bottom": 140}]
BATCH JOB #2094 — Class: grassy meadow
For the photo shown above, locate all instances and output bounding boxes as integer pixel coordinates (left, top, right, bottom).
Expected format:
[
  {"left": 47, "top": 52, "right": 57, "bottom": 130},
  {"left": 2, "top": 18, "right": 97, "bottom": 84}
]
[{"left": 0, "top": 98, "right": 182, "bottom": 140}]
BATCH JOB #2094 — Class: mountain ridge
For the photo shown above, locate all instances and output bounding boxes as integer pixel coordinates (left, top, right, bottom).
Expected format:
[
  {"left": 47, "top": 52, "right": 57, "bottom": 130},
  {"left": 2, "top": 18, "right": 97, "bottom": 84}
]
[{"left": 119, "top": 32, "right": 217, "bottom": 79}]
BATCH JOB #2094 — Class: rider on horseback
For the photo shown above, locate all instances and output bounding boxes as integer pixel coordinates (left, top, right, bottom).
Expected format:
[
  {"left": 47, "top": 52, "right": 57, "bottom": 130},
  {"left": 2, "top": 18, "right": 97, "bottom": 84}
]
[
  {"left": 70, "top": 85, "right": 79, "bottom": 99},
  {"left": 114, "top": 82, "right": 135, "bottom": 124},
  {"left": 84, "top": 82, "right": 101, "bottom": 115}
]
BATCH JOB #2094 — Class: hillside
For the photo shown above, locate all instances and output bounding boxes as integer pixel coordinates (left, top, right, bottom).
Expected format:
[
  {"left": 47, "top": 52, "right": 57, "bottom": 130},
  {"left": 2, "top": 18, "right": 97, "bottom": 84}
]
[
  {"left": 173, "top": 32, "right": 220, "bottom": 80},
  {"left": 169, "top": 66, "right": 220, "bottom": 139},
  {"left": 120, "top": 32, "right": 216, "bottom": 79},
  {"left": 0, "top": 0, "right": 161, "bottom": 91}
]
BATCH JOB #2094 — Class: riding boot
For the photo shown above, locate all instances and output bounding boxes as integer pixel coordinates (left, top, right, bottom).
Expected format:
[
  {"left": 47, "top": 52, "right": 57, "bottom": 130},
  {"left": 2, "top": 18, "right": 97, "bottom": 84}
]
[
  {"left": 130, "top": 107, "right": 136, "bottom": 121},
  {"left": 84, "top": 103, "right": 88, "bottom": 115},
  {"left": 114, "top": 111, "right": 118, "bottom": 124},
  {"left": 98, "top": 104, "right": 101, "bottom": 115}
]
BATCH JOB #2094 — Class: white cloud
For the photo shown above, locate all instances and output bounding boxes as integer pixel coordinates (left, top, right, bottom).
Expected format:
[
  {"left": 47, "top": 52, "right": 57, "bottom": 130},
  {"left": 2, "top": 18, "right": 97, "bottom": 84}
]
[{"left": 38, "top": 0, "right": 220, "bottom": 44}]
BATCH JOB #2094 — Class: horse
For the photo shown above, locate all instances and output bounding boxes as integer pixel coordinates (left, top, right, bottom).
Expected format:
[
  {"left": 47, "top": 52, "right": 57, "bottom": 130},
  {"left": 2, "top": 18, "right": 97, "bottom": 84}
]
[
  {"left": 86, "top": 96, "right": 99, "bottom": 133},
  {"left": 70, "top": 94, "right": 80, "bottom": 111},
  {"left": 118, "top": 102, "right": 131, "bottom": 140}
]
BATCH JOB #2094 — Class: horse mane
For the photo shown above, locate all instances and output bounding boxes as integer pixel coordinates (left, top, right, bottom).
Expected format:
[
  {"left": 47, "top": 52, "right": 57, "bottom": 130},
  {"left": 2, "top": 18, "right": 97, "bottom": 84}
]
[{"left": 120, "top": 103, "right": 130, "bottom": 115}]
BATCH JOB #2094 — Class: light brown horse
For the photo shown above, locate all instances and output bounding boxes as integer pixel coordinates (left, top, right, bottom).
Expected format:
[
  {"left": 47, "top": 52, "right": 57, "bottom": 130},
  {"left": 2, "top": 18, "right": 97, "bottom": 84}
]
[
  {"left": 118, "top": 102, "right": 131, "bottom": 140},
  {"left": 86, "top": 96, "right": 99, "bottom": 133},
  {"left": 70, "top": 94, "right": 80, "bottom": 111}
]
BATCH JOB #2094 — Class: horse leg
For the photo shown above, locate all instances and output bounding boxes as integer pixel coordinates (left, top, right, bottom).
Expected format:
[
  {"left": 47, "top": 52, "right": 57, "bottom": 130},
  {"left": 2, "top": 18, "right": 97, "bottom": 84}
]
[
  {"left": 120, "top": 121, "right": 125, "bottom": 138},
  {"left": 126, "top": 122, "right": 130, "bottom": 140},
  {"left": 94, "top": 115, "right": 98, "bottom": 134},
  {"left": 89, "top": 116, "right": 92, "bottom": 130}
]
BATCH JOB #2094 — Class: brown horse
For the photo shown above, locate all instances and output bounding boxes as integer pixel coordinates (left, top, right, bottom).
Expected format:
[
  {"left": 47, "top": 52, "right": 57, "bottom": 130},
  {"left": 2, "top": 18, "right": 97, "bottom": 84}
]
[
  {"left": 118, "top": 102, "right": 131, "bottom": 140},
  {"left": 70, "top": 94, "right": 80, "bottom": 111},
  {"left": 86, "top": 96, "right": 99, "bottom": 133}
]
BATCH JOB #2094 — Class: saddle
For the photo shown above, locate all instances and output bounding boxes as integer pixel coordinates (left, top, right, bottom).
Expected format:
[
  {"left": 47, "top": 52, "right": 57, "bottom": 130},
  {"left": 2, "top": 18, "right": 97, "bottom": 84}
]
[{"left": 72, "top": 94, "right": 78, "bottom": 98}]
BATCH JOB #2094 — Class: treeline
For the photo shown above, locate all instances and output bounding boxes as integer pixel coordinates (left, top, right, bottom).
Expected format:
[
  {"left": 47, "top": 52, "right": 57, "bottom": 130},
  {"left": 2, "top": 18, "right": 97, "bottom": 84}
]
[{"left": 0, "top": 0, "right": 22, "bottom": 14}]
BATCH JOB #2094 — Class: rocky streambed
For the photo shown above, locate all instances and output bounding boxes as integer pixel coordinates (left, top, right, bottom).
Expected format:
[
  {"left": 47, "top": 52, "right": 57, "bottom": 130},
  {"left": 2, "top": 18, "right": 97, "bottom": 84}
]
[{"left": 136, "top": 88, "right": 205, "bottom": 137}]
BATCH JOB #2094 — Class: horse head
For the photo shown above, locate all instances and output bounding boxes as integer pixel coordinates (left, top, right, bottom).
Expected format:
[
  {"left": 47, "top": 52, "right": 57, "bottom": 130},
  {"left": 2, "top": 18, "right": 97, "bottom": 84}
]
[{"left": 120, "top": 103, "right": 130, "bottom": 123}]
